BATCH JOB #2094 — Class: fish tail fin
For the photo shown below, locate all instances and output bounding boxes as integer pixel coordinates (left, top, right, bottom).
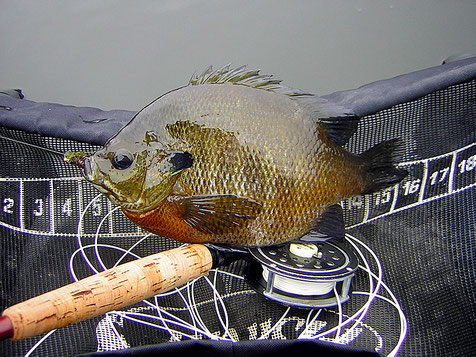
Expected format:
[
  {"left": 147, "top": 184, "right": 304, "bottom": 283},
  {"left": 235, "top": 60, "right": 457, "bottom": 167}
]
[{"left": 360, "top": 138, "right": 408, "bottom": 194}]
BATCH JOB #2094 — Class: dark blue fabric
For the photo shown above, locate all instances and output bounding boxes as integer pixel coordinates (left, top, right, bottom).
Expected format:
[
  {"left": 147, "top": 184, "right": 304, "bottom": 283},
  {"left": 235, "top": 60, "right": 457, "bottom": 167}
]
[
  {"left": 0, "top": 97, "right": 133, "bottom": 146},
  {"left": 323, "top": 57, "right": 476, "bottom": 117}
]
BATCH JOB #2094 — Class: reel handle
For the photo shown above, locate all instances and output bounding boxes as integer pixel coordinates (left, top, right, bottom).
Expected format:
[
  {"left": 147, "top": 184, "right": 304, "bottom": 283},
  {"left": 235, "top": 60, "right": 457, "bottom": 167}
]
[{"left": 1, "top": 244, "right": 212, "bottom": 341}]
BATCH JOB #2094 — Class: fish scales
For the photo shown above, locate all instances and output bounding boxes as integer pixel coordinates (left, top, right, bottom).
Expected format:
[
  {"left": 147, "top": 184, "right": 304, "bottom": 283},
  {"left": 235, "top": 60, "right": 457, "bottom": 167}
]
[
  {"left": 124, "top": 84, "right": 361, "bottom": 246},
  {"left": 66, "top": 66, "right": 406, "bottom": 247}
]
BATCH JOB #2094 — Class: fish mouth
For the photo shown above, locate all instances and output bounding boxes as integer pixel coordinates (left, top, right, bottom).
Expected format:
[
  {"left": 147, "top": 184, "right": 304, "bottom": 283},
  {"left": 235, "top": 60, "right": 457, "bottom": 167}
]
[
  {"left": 64, "top": 151, "right": 183, "bottom": 211},
  {"left": 80, "top": 157, "right": 95, "bottom": 181},
  {"left": 65, "top": 151, "right": 112, "bottom": 198},
  {"left": 65, "top": 151, "right": 99, "bottom": 182}
]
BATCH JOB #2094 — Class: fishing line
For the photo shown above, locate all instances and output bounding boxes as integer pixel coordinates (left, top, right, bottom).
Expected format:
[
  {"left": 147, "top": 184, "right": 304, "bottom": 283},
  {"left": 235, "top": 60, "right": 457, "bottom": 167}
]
[
  {"left": 345, "top": 233, "right": 383, "bottom": 335},
  {"left": 205, "top": 272, "right": 234, "bottom": 340},
  {"left": 305, "top": 231, "right": 404, "bottom": 356},
  {"left": 109, "top": 231, "right": 153, "bottom": 268},
  {"left": 152, "top": 298, "right": 183, "bottom": 342},
  {"left": 144, "top": 269, "right": 252, "bottom": 341},
  {"left": 153, "top": 280, "right": 208, "bottom": 339},
  {"left": 354, "top": 267, "right": 408, "bottom": 356},
  {"left": 257, "top": 306, "right": 291, "bottom": 340},
  {"left": 352, "top": 291, "right": 407, "bottom": 357},
  {"left": 153, "top": 296, "right": 182, "bottom": 342},
  {"left": 178, "top": 280, "right": 212, "bottom": 339},
  {"left": 211, "top": 270, "right": 235, "bottom": 341},
  {"left": 333, "top": 285, "right": 343, "bottom": 342},
  {"left": 24, "top": 329, "right": 57, "bottom": 357},
  {"left": 143, "top": 298, "right": 210, "bottom": 338},
  {"left": 308, "top": 234, "right": 380, "bottom": 341},
  {"left": 213, "top": 269, "right": 245, "bottom": 281},
  {"left": 129, "top": 309, "right": 212, "bottom": 338},
  {"left": 117, "top": 312, "right": 210, "bottom": 341},
  {"left": 93, "top": 205, "right": 122, "bottom": 270},
  {"left": 261, "top": 267, "right": 336, "bottom": 295},
  {"left": 189, "top": 279, "right": 216, "bottom": 339},
  {"left": 69, "top": 244, "right": 142, "bottom": 282},
  {"left": 0, "top": 133, "right": 64, "bottom": 157},
  {"left": 298, "top": 309, "right": 322, "bottom": 339},
  {"left": 179, "top": 281, "right": 202, "bottom": 338},
  {"left": 73, "top": 193, "right": 104, "bottom": 277}
]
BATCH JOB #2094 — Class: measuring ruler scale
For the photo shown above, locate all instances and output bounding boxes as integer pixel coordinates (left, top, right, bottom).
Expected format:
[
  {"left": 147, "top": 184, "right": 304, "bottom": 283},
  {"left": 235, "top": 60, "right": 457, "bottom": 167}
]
[
  {"left": 343, "top": 142, "right": 476, "bottom": 228},
  {"left": 0, "top": 177, "right": 144, "bottom": 238},
  {"left": 1, "top": 142, "right": 475, "bottom": 237}
]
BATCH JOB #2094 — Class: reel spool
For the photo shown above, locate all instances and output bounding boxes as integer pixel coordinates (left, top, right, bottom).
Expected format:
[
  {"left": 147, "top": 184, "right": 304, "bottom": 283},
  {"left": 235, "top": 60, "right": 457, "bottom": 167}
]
[{"left": 246, "top": 239, "right": 358, "bottom": 308}]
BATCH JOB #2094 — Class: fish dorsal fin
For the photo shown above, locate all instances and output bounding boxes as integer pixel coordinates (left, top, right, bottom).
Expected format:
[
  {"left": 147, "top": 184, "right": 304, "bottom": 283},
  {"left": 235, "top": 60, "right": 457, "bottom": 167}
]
[
  {"left": 189, "top": 64, "right": 313, "bottom": 97},
  {"left": 317, "top": 115, "right": 360, "bottom": 146},
  {"left": 189, "top": 65, "right": 359, "bottom": 146}
]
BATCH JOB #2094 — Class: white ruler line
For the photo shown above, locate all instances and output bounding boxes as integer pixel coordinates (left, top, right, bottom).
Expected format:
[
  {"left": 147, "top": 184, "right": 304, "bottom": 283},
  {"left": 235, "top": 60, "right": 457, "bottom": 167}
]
[
  {"left": 108, "top": 200, "right": 114, "bottom": 235},
  {"left": 389, "top": 184, "right": 399, "bottom": 213},
  {"left": 362, "top": 195, "right": 370, "bottom": 223},
  {"left": 448, "top": 151, "right": 457, "bottom": 194},
  {"left": 50, "top": 180, "right": 55, "bottom": 234},
  {"left": 347, "top": 182, "right": 476, "bottom": 229},
  {"left": 0, "top": 220, "right": 147, "bottom": 238},
  {"left": 78, "top": 180, "right": 84, "bottom": 236},
  {"left": 19, "top": 180, "right": 24, "bottom": 230},
  {"left": 398, "top": 142, "right": 475, "bottom": 166},
  {"left": 0, "top": 176, "right": 82, "bottom": 183},
  {"left": 419, "top": 160, "right": 429, "bottom": 203}
]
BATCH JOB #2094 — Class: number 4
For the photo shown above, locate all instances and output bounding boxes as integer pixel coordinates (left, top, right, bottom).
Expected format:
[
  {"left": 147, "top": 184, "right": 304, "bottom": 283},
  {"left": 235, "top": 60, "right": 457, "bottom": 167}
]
[{"left": 62, "top": 198, "right": 72, "bottom": 217}]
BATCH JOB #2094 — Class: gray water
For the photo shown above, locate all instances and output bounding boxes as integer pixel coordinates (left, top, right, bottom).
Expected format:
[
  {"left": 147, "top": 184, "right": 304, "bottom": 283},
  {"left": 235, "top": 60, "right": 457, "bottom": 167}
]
[{"left": 1, "top": 0, "right": 475, "bottom": 111}]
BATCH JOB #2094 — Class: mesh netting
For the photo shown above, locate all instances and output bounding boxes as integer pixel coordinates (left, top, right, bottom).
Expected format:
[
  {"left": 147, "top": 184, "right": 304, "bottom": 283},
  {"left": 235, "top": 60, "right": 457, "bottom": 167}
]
[{"left": 0, "top": 76, "right": 474, "bottom": 356}]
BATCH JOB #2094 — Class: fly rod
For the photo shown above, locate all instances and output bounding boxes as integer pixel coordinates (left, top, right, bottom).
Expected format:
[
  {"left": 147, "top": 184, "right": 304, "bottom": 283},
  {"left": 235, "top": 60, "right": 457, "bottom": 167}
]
[{"left": 0, "top": 244, "right": 240, "bottom": 341}]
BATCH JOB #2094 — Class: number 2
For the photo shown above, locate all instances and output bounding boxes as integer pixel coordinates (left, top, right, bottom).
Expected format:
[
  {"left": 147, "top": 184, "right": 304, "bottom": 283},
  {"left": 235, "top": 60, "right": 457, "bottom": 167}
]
[{"left": 3, "top": 198, "right": 14, "bottom": 214}]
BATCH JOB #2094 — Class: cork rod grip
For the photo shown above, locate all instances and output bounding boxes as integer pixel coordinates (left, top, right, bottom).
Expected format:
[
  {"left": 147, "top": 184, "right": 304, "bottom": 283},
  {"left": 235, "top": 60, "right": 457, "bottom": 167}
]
[{"left": 2, "top": 244, "right": 213, "bottom": 340}]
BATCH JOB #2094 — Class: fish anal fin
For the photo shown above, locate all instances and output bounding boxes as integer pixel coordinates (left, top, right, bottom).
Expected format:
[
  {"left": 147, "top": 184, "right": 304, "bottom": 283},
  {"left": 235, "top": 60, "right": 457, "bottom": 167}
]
[
  {"left": 301, "top": 204, "right": 345, "bottom": 242},
  {"left": 172, "top": 194, "right": 262, "bottom": 235}
]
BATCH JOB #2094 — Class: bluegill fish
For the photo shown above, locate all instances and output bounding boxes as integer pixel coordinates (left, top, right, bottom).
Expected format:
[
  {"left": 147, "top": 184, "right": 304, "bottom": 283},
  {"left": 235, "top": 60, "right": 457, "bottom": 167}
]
[{"left": 66, "top": 65, "right": 407, "bottom": 246}]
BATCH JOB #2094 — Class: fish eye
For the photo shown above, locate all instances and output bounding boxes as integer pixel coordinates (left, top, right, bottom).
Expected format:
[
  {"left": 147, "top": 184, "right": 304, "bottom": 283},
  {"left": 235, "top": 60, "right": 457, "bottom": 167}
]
[{"left": 112, "top": 149, "right": 134, "bottom": 170}]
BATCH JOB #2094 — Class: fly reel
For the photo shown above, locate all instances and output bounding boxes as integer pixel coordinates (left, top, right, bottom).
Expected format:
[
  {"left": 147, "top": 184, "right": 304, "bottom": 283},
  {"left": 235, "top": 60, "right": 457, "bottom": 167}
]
[{"left": 246, "top": 238, "right": 358, "bottom": 308}]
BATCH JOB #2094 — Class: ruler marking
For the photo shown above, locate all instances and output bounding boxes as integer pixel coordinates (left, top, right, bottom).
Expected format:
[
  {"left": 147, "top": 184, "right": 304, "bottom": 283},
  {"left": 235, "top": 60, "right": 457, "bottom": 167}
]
[
  {"left": 78, "top": 180, "right": 84, "bottom": 236},
  {"left": 389, "top": 184, "right": 399, "bottom": 213},
  {"left": 347, "top": 182, "right": 476, "bottom": 229},
  {"left": 448, "top": 151, "right": 457, "bottom": 194},
  {"left": 19, "top": 181, "right": 24, "bottom": 230},
  {"left": 108, "top": 200, "right": 114, "bottom": 235},
  {"left": 50, "top": 180, "right": 55, "bottom": 234},
  {"left": 418, "top": 160, "right": 429, "bottom": 202}
]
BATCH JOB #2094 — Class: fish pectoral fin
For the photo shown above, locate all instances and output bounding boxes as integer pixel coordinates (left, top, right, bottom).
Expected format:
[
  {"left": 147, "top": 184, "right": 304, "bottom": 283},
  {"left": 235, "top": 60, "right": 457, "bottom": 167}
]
[
  {"left": 300, "top": 204, "right": 345, "bottom": 242},
  {"left": 173, "top": 194, "right": 262, "bottom": 235}
]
